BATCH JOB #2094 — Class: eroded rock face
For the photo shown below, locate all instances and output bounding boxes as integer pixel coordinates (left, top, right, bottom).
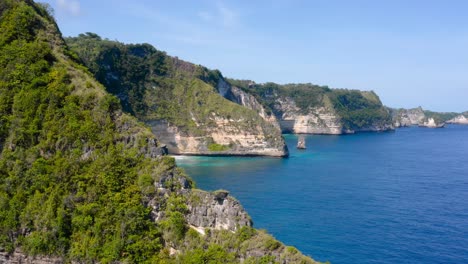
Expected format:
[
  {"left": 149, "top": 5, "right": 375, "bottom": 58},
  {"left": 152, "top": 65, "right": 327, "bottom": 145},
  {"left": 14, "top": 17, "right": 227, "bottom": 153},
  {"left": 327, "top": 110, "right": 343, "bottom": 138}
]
[
  {"left": 222, "top": 81, "right": 393, "bottom": 134},
  {"left": 219, "top": 79, "right": 280, "bottom": 130},
  {"left": 185, "top": 190, "right": 252, "bottom": 231},
  {"left": 272, "top": 97, "right": 393, "bottom": 134},
  {"left": 147, "top": 120, "right": 288, "bottom": 157},
  {"left": 419, "top": 118, "right": 445, "bottom": 128},
  {"left": 147, "top": 169, "right": 251, "bottom": 233},
  {"left": 0, "top": 251, "right": 62, "bottom": 264},
  {"left": 447, "top": 115, "right": 468, "bottom": 125},
  {"left": 275, "top": 97, "right": 344, "bottom": 134},
  {"left": 390, "top": 107, "right": 426, "bottom": 127}
]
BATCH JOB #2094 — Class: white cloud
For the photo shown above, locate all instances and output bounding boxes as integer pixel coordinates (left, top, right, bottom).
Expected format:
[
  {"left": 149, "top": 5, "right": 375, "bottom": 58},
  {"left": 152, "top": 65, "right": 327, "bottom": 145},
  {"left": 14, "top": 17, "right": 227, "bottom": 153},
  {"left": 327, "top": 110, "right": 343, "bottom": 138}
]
[
  {"left": 217, "top": 3, "right": 238, "bottom": 28},
  {"left": 198, "top": 2, "right": 239, "bottom": 28},
  {"left": 56, "top": 0, "right": 81, "bottom": 16}
]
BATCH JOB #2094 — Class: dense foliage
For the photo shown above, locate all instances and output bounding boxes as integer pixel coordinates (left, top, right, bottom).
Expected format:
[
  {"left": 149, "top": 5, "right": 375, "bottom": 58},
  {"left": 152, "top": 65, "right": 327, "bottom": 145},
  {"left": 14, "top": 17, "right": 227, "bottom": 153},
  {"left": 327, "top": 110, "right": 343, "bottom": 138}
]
[
  {"left": 0, "top": 1, "right": 320, "bottom": 263},
  {"left": 65, "top": 34, "right": 280, "bottom": 139},
  {"left": 0, "top": 1, "right": 172, "bottom": 262},
  {"left": 423, "top": 110, "right": 460, "bottom": 123},
  {"left": 328, "top": 90, "right": 391, "bottom": 130},
  {"left": 229, "top": 79, "right": 392, "bottom": 130}
]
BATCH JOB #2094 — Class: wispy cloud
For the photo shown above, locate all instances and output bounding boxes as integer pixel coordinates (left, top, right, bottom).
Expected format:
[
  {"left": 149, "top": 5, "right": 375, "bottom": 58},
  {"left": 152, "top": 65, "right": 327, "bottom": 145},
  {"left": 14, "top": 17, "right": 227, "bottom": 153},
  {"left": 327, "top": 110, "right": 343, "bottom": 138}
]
[
  {"left": 217, "top": 2, "right": 238, "bottom": 28},
  {"left": 56, "top": 0, "right": 81, "bottom": 16},
  {"left": 198, "top": 2, "right": 240, "bottom": 28},
  {"left": 116, "top": 0, "right": 246, "bottom": 48}
]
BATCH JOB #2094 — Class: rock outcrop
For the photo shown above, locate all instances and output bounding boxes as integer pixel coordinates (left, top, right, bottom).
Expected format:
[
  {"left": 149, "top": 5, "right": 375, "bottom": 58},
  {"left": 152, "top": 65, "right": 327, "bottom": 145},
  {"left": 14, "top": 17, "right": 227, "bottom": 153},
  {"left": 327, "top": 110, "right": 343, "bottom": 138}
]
[
  {"left": 297, "top": 135, "right": 306, "bottom": 149},
  {"left": 226, "top": 80, "right": 394, "bottom": 134},
  {"left": 447, "top": 115, "right": 468, "bottom": 125},
  {"left": 217, "top": 79, "right": 280, "bottom": 129},
  {"left": 390, "top": 107, "right": 426, "bottom": 127},
  {"left": 419, "top": 117, "right": 445, "bottom": 128},
  {"left": 185, "top": 190, "right": 252, "bottom": 232},
  {"left": 389, "top": 107, "right": 456, "bottom": 128},
  {"left": 66, "top": 36, "right": 288, "bottom": 157},
  {"left": 0, "top": 251, "right": 62, "bottom": 264},
  {"left": 147, "top": 119, "right": 288, "bottom": 157},
  {"left": 0, "top": 1, "right": 317, "bottom": 263},
  {"left": 274, "top": 97, "right": 344, "bottom": 134}
]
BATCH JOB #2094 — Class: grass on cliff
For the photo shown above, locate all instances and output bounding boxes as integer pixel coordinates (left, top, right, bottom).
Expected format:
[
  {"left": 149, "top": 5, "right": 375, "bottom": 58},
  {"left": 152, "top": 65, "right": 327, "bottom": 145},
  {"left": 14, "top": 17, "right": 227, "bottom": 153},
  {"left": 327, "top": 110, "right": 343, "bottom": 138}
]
[
  {"left": 229, "top": 79, "right": 392, "bottom": 130},
  {"left": 65, "top": 34, "right": 283, "bottom": 146},
  {"left": 0, "top": 1, "right": 177, "bottom": 262},
  {"left": 0, "top": 1, "right": 321, "bottom": 263}
]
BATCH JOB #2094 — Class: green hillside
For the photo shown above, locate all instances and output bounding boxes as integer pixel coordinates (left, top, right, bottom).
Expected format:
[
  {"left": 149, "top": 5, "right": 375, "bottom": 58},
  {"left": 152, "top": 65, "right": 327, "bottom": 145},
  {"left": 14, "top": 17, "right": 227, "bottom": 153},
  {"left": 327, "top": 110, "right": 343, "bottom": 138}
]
[
  {"left": 0, "top": 1, "right": 318, "bottom": 263},
  {"left": 229, "top": 80, "right": 392, "bottom": 131},
  {"left": 65, "top": 34, "right": 285, "bottom": 155}
]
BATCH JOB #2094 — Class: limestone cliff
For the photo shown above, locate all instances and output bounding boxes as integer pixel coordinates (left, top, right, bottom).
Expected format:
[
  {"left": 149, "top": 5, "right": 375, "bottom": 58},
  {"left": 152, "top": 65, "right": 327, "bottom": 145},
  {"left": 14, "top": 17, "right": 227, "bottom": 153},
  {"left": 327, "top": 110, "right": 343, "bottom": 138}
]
[
  {"left": 0, "top": 1, "right": 317, "bottom": 262},
  {"left": 389, "top": 107, "right": 452, "bottom": 128},
  {"left": 447, "top": 114, "right": 468, "bottom": 125},
  {"left": 227, "top": 80, "right": 394, "bottom": 134},
  {"left": 389, "top": 107, "right": 426, "bottom": 127},
  {"left": 217, "top": 78, "right": 281, "bottom": 129},
  {"left": 419, "top": 117, "right": 445, "bottom": 128},
  {"left": 66, "top": 35, "right": 288, "bottom": 157}
]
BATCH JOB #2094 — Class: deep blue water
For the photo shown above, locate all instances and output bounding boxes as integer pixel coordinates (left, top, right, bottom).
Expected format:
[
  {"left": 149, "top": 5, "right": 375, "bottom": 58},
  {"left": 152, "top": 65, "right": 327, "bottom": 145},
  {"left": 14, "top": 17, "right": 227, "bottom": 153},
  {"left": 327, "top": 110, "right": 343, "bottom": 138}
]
[{"left": 175, "top": 125, "right": 468, "bottom": 264}]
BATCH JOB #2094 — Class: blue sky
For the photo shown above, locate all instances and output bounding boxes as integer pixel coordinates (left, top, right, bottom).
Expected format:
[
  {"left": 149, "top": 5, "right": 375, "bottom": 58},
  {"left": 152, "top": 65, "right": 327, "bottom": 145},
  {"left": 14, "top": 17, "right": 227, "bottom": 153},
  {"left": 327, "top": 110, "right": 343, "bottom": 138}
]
[{"left": 43, "top": 0, "right": 468, "bottom": 112}]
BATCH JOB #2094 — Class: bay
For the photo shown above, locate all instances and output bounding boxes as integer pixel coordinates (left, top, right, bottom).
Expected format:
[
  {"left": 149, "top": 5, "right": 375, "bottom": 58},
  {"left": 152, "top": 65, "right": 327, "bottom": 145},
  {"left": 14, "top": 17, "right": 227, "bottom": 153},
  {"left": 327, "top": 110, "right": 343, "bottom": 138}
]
[{"left": 176, "top": 125, "right": 468, "bottom": 264}]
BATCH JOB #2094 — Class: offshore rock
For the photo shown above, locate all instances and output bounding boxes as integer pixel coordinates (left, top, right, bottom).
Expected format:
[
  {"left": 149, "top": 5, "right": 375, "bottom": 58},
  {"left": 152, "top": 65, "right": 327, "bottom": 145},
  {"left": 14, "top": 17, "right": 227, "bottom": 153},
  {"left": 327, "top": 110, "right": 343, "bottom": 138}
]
[{"left": 297, "top": 135, "right": 306, "bottom": 149}]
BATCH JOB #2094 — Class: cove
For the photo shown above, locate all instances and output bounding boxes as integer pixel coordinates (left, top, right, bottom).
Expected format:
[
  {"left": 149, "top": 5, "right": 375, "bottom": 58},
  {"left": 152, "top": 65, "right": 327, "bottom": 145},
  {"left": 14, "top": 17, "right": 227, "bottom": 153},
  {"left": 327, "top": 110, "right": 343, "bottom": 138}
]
[{"left": 176, "top": 125, "right": 468, "bottom": 264}]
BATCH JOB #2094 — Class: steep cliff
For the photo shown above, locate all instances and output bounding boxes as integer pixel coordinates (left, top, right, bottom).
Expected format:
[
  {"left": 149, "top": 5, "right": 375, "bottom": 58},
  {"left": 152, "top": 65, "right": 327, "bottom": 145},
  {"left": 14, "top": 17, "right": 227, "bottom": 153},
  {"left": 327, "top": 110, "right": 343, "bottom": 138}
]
[
  {"left": 419, "top": 118, "right": 445, "bottom": 128},
  {"left": 447, "top": 114, "right": 468, "bottom": 125},
  {"left": 65, "top": 35, "right": 287, "bottom": 157},
  {"left": 228, "top": 80, "right": 394, "bottom": 134},
  {"left": 389, "top": 107, "right": 426, "bottom": 127},
  {"left": 389, "top": 107, "right": 459, "bottom": 128},
  {"left": 0, "top": 1, "right": 317, "bottom": 263}
]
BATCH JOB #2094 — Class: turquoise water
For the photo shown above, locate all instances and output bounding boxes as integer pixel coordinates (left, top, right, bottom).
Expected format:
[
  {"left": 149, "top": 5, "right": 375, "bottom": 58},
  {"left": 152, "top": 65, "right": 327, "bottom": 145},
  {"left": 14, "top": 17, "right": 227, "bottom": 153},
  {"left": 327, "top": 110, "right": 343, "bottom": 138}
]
[{"left": 175, "top": 126, "right": 468, "bottom": 264}]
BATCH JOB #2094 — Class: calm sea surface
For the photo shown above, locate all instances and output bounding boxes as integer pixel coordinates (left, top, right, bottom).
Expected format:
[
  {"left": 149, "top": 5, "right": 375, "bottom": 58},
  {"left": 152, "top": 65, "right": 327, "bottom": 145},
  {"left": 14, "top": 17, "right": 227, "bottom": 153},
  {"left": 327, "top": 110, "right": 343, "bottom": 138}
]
[{"left": 175, "top": 125, "right": 468, "bottom": 264}]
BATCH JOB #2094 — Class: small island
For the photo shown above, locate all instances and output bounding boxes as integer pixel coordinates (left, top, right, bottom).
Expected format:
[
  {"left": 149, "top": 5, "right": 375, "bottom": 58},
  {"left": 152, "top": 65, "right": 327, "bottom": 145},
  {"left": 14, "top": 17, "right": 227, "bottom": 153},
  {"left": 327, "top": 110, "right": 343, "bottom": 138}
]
[{"left": 297, "top": 135, "right": 307, "bottom": 149}]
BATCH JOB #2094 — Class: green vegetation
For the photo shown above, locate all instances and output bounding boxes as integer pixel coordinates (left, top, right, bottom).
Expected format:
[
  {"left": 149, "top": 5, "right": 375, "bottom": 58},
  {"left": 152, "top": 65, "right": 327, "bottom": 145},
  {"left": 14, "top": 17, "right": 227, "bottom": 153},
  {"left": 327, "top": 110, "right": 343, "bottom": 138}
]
[
  {"left": 424, "top": 110, "right": 460, "bottom": 123},
  {"left": 228, "top": 79, "right": 392, "bottom": 130},
  {"left": 208, "top": 143, "right": 230, "bottom": 151},
  {"left": 0, "top": 1, "right": 320, "bottom": 263},
  {"left": 0, "top": 1, "right": 171, "bottom": 262},
  {"left": 329, "top": 89, "right": 392, "bottom": 130},
  {"left": 65, "top": 34, "right": 282, "bottom": 145}
]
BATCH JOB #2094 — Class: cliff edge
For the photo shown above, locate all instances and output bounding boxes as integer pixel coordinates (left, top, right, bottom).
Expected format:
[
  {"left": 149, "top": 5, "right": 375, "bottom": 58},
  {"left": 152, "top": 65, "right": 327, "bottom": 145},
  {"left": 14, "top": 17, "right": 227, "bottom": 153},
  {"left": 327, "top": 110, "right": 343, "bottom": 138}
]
[{"left": 65, "top": 35, "right": 288, "bottom": 157}]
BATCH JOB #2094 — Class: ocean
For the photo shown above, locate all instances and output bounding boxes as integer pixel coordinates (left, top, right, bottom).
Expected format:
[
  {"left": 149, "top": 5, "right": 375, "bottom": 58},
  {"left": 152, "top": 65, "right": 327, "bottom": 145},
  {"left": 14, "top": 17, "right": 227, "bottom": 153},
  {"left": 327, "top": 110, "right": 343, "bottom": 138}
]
[{"left": 175, "top": 125, "right": 468, "bottom": 264}]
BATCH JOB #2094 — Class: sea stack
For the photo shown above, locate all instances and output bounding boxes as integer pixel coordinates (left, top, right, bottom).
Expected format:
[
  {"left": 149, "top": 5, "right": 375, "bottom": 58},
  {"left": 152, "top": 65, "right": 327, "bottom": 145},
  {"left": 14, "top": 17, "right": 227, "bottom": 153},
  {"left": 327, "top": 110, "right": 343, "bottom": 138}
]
[{"left": 297, "top": 135, "right": 306, "bottom": 149}]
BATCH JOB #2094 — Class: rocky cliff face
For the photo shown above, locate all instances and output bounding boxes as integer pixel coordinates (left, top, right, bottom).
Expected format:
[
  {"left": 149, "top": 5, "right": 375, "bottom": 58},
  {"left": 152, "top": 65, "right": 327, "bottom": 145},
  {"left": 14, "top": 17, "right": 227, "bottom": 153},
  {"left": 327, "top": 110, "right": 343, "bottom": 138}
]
[
  {"left": 273, "top": 97, "right": 344, "bottom": 134},
  {"left": 146, "top": 165, "right": 251, "bottom": 233},
  {"left": 0, "top": 1, "right": 316, "bottom": 263},
  {"left": 146, "top": 118, "right": 287, "bottom": 157},
  {"left": 419, "top": 117, "right": 445, "bottom": 128},
  {"left": 390, "top": 107, "right": 426, "bottom": 127},
  {"left": 0, "top": 251, "right": 62, "bottom": 264},
  {"left": 447, "top": 115, "right": 468, "bottom": 125},
  {"left": 185, "top": 190, "right": 252, "bottom": 232},
  {"left": 66, "top": 36, "right": 288, "bottom": 157},
  {"left": 226, "top": 80, "right": 394, "bottom": 134},
  {"left": 217, "top": 79, "right": 280, "bottom": 129},
  {"left": 390, "top": 107, "right": 452, "bottom": 128}
]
